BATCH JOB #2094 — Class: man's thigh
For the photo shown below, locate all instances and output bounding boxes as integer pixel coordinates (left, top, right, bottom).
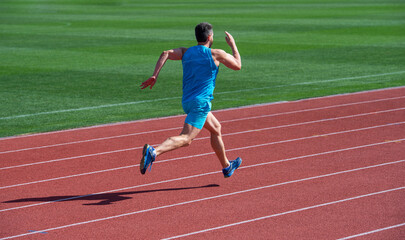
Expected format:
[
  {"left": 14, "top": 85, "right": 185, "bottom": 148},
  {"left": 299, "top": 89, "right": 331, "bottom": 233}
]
[
  {"left": 180, "top": 122, "right": 202, "bottom": 140},
  {"left": 203, "top": 112, "right": 221, "bottom": 134},
  {"left": 183, "top": 99, "right": 212, "bottom": 129}
]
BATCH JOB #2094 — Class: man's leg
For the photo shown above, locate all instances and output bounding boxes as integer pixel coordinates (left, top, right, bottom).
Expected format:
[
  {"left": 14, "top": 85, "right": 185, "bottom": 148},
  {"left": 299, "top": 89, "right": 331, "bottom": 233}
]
[
  {"left": 155, "top": 122, "right": 201, "bottom": 156},
  {"left": 140, "top": 122, "right": 201, "bottom": 174},
  {"left": 203, "top": 112, "right": 230, "bottom": 168}
]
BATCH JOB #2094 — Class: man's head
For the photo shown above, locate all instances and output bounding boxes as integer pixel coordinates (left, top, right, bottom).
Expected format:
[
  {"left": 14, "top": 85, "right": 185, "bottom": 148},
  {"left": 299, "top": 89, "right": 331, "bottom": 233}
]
[{"left": 195, "top": 22, "right": 213, "bottom": 46}]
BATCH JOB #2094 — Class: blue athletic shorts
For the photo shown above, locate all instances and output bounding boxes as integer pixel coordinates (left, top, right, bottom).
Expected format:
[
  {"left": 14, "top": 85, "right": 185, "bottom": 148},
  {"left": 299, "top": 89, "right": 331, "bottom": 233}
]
[{"left": 182, "top": 99, "right": 212, "bottom": 129}]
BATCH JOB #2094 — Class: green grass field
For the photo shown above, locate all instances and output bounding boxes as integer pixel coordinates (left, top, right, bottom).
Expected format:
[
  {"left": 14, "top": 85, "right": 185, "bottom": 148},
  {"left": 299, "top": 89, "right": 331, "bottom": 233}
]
[{"left": 1, "top": 0, "right": 404, "bottom": 137}]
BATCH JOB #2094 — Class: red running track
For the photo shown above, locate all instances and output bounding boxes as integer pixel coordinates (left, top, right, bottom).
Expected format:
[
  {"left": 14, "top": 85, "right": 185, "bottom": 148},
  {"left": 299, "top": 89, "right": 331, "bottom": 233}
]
[{"left": 1, "top": 87, "right": 405, "bottom": 239}]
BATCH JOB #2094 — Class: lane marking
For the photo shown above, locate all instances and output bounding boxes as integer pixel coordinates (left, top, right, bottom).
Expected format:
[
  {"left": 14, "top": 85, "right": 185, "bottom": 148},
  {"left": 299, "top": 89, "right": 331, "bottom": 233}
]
[
  {"left": 0, "top": 147, "right": 138, "bottom": 171},
  {"left": 223, "top": 97, "right": 405, "bottom": 124},
  {"left": 1, "top": 70, "right": 404, "bottom": 121},
  {"left": 337, "top": 222, "right": 405, "bottom": 240},
  {"left": 1, "top": 137, "right": 404, "bottom": 212},
  {"left": 1, "top": 107, "right": 404, "bottom": 171},
  {"left": 219, "top": 108, "right": 405, "bottom": 138},
  {"left": 0, "top": 127, "right": 182, "bottom": 155},
  {"left": 1, "top": 95, "right": 405, "bottom": 154},
  {"left": 2, "top": 163, "right": 404, "bottom": 239},
  {"left": 0, "top": 119, "right": 403, "bottom": 188},
  {"left": 2, "top": 126, "right": 403, "bottom": 190},
  {"left": 162, "top": 186, "right": 405, "bottom": 240},
  {"left": 27, "top": 230, "right": 47, "bottom": 234}
]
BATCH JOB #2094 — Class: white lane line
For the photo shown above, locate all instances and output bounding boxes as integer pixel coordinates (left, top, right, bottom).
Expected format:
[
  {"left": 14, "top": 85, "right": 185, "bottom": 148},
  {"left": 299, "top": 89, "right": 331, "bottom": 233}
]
[
  {"left": 1, "top": 137, "right": 404, "bottom": 212},
  {"left": 337, "top": 223, "right": 405, "bottom": 240},
  {"left": 0, "top": 128, "right": 183, "bottom": 155},
  {"left": 219, "top": 108, "right": 405, "bottom": 138},
  {"left": 2, "top": 95, "right": 405, "bottom": 154},
  {"left": 2, "top": 120, "right": 403, "bottom": 190},
  {"left": 1, "top": 71, "right": 404, "bottom": 121},
  {"left": 223, "top": 96, "right": 405, "bottom": 124},
  {"left": 0, "top": 164, "right": 135, "bottom": 190},
  {"left": 1, "top": 130, "right": 403, "bottom": 191},
  {"left": 3, "top": 161, "right": 404, "bottom": 239},
  {"left": 0, "top": 106, "right": 403, "bottom": 171},
  {"left": 0, "top": 147, "right": 138, "bottom": 171},
  {"left": 162, "top": 186, "right": 405, "bottom": 240}
]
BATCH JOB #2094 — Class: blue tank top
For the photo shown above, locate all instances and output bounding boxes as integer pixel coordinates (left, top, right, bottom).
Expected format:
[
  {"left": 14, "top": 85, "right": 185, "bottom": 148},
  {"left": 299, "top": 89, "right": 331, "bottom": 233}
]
[{"left": 181, "top": 45, "right": 219, "bottom": 103}]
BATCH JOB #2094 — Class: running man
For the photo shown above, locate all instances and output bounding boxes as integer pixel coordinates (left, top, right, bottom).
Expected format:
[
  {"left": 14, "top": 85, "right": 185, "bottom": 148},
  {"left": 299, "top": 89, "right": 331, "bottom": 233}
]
[{"left": 140, "top": 22, "right": 242, "bottom": 178}]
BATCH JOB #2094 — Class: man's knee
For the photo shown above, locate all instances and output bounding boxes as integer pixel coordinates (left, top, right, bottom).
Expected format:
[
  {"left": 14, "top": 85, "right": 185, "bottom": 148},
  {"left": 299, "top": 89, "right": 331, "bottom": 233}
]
[
  {"left": 211, "top": 122, "right": 222, "bottom": 136},
  {"left": 180, "top": 135, "right": 193, "bottom": 147}
]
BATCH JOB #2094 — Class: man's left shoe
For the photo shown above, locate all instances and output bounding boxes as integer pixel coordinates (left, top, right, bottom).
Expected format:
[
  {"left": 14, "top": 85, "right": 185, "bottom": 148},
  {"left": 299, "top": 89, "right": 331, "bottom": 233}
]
[
  {"left": 140, "top": 144, "right": 156, "bottom": 174},
  {"left": 222, "top": 157, "right": 242, "bottom": 178}
]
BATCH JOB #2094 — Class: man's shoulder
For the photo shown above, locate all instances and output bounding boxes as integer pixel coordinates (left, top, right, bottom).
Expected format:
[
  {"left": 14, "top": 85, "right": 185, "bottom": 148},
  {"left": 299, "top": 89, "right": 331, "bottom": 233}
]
[
  {"left": 211, "top": 48, "right": 225, "bottom": 53},
  {"left": 179, "top": 47, "right": 189, "bottom": 54},
  {"left": 211, "top": 48, "right": 226, "bottom": 60}
]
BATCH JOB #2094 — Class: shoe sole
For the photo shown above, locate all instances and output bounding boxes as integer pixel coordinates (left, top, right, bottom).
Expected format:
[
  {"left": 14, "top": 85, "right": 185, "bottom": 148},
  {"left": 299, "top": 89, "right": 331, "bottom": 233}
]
[{"left": 140, "top": 144, "right": 148, "bottom": 175}]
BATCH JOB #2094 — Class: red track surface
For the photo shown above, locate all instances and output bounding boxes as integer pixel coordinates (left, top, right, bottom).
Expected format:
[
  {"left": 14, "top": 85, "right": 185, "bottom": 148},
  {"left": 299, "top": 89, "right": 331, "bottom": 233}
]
[{"left": 1, "top": 87, "right": 404, "bottom": 239}]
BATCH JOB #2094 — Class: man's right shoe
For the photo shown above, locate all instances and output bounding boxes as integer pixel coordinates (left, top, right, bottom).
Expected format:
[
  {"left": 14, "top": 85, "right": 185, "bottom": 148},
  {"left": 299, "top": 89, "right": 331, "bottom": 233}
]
[
  {"left": 140, "top": 144, "right": 156, "bottom": 174},
  {"left": 222, "top": 157, "right": 242, "bottom": 178}
]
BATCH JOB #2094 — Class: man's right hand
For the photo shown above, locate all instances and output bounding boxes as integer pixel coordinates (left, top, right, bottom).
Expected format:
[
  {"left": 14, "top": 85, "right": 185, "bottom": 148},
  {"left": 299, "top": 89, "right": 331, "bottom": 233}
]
[{"left": 140, "top": 76, "right": 157, "bottom": 90}]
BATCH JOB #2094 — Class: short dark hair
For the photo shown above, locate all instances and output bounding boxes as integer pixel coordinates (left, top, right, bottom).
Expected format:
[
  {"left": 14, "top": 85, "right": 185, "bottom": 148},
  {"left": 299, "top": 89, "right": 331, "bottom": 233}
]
[{"left": 195, "top": 22, "right": 213, "bottom": 42}]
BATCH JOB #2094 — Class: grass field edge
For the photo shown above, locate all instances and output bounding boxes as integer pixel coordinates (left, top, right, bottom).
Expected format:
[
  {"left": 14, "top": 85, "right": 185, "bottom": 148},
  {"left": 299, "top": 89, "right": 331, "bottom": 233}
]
[{"left": 1, "top": 85, "right": 404, "bottom": 141}]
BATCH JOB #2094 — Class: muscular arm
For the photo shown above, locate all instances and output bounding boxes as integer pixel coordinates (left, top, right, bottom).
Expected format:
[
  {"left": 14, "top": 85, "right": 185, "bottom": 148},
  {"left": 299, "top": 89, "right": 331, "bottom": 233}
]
[
  {"left": 212, "top": 31, "right": 241, "bottom": 71},
  {"left": 141, "top": 47, "right": 187, "bottom": 89}
]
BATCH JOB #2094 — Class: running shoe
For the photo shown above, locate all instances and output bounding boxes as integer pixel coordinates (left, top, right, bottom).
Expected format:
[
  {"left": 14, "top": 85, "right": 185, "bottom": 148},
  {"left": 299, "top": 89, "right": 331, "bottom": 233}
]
[
  {"left": 140, "top": 144, "right": 156, "bottom": 174},
  {"left": 222, "top": 157, "right": 242, "bottom": 178}
]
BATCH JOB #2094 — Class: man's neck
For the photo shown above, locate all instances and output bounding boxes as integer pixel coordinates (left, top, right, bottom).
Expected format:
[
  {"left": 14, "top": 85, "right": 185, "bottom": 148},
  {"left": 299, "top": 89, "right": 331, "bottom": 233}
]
[{"left": 197, "top": 42, "right": 211, "bottom": 48}]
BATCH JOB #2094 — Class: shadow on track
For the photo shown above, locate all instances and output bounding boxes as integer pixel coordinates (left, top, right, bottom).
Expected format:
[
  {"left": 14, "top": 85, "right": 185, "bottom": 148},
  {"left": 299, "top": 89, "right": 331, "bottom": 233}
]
[{"left": 3, "top": 184, "right": 220, "bottom": 206}]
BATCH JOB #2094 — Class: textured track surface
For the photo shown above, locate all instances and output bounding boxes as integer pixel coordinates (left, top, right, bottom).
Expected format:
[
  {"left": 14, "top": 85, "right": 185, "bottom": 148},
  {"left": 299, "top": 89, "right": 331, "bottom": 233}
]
[{"left": 1, "top": 87, "right": 404, "bottom": 239}]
